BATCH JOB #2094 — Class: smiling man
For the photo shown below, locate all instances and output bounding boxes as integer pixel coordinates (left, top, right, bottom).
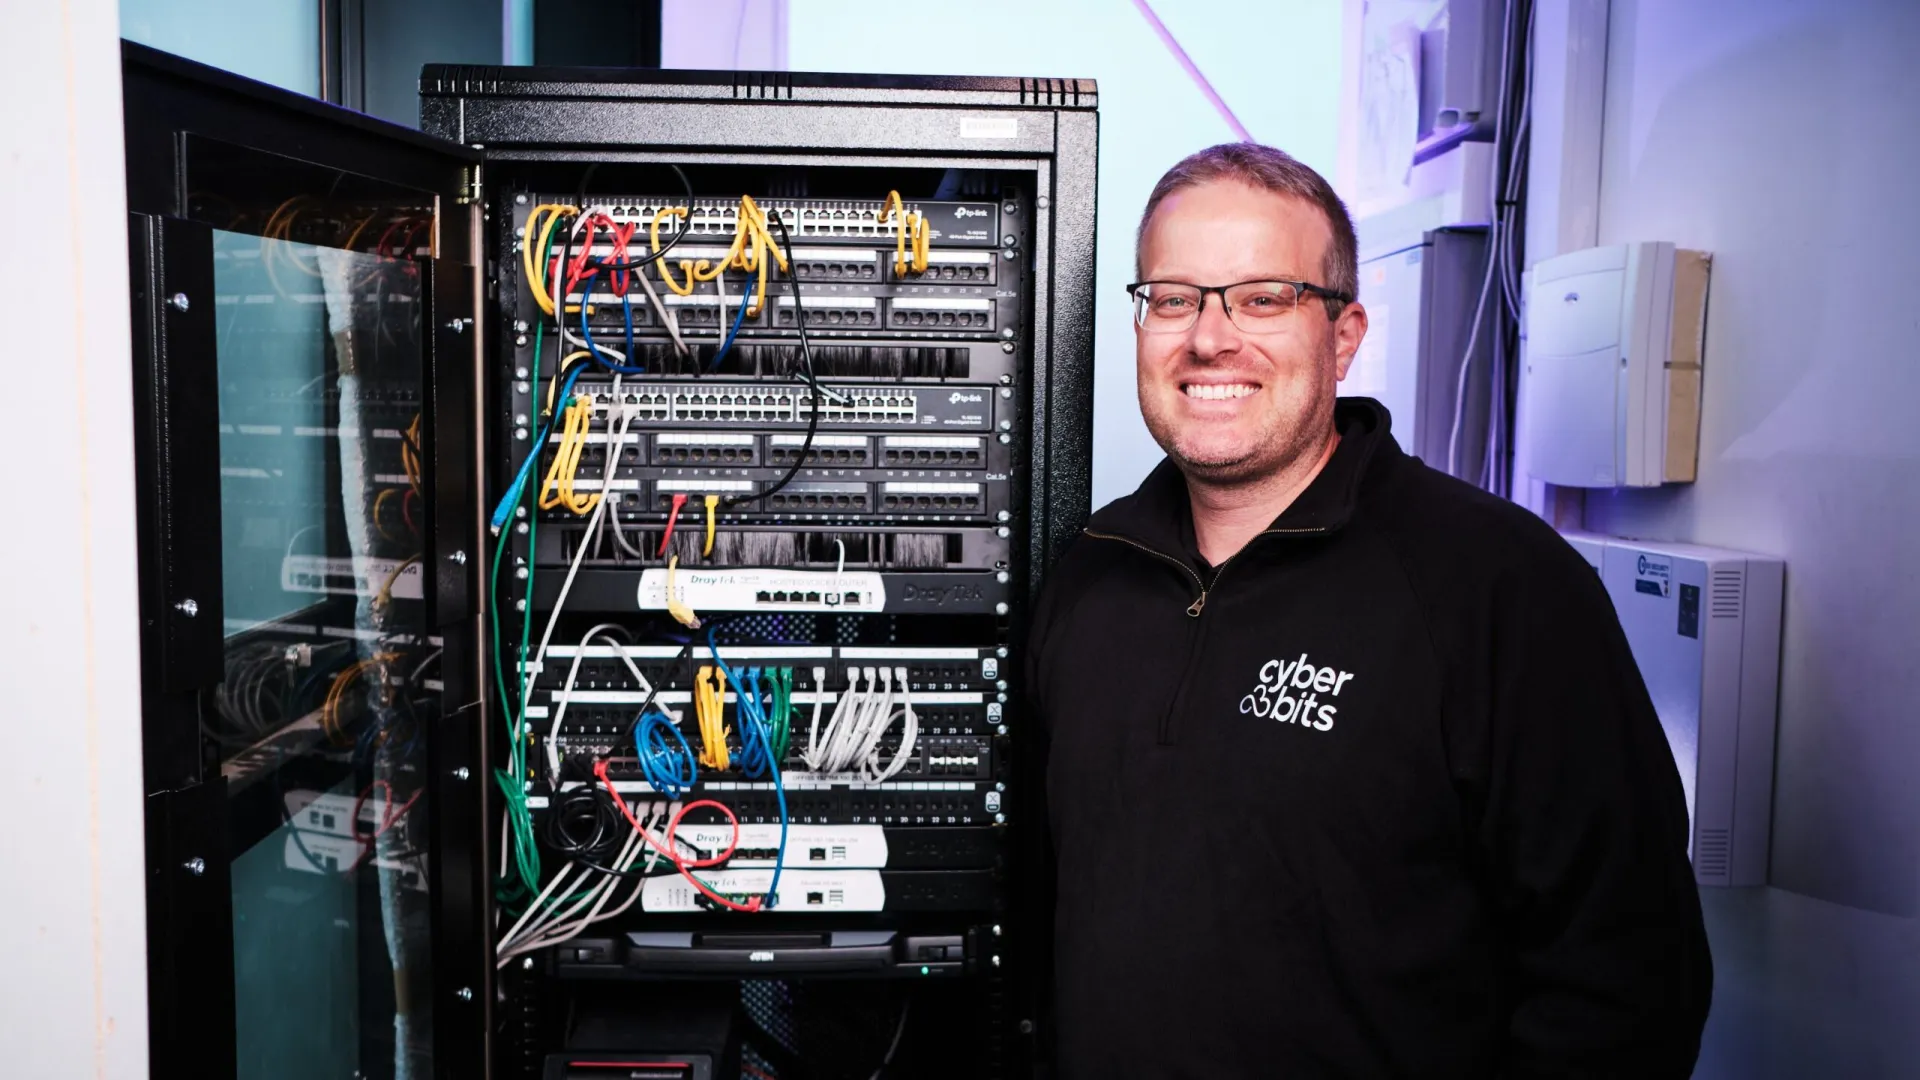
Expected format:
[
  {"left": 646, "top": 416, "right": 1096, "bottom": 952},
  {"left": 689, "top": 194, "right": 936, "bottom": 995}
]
[{"left": 1027, "top": 143, "right": 1712, "bottom": 1077}]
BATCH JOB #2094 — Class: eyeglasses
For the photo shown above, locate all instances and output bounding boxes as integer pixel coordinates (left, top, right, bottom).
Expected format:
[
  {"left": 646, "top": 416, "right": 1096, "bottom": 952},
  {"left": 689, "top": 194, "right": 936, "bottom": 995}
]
[{"left": 1125, "top": 279, "right": 1353, "bottom": 334}]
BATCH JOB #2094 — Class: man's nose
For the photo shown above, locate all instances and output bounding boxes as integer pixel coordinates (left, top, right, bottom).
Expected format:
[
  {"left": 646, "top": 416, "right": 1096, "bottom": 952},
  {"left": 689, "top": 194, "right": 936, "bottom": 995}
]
[{"left": 1186, "top": 291, "right": 1242, "bottom": 360}]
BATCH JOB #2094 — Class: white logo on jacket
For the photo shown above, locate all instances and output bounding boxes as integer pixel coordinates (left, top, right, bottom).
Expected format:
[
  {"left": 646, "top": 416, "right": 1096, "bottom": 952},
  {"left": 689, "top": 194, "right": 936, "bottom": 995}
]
[{"left": 1238, "top": 653, "right": 1356, "bottom": 731}]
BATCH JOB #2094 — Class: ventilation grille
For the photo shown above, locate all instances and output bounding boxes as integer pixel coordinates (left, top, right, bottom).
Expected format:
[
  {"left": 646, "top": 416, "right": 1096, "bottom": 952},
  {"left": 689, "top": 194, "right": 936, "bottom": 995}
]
[
  {"left": 732, "top": 71, "right": 795, "bottom": 100},
  {"left": 1710, "top": 567, "right": 1744, "bottom": 619},
  {"left": 1695, "top": 827, "right": 1731, "bottom": 878},
  {"left": 1020, "top": 77, "right": 1085, "bottom": 106}
]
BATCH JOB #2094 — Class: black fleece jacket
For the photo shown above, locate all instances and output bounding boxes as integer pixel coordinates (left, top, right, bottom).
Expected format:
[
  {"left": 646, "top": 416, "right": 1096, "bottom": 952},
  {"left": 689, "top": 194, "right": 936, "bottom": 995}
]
[{"left": 1027, "top": 399, "right": 1711, "bottom": 1079}]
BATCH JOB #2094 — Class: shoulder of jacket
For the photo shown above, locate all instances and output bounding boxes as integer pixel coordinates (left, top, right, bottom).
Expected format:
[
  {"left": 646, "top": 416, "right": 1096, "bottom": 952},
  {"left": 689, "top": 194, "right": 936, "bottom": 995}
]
[{"left": 1363, "top": 453, "right": 1603, "bottom": 601}]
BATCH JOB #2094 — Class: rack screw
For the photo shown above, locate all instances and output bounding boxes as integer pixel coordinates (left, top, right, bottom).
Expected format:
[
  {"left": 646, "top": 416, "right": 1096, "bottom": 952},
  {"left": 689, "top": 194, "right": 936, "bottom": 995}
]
[
  {"left": 996, "top": 782, "right": 1006, "bottom": 792},
  {"left": 997, "top": 433, "right": 1011, "bottom": 445},
  {"left": 996, "top": 571, "right": 1009, "bottom": 584},
  {"left": 1036, "top": 196, "right": 1050, "bottom": 209},
  {"left": 1019, "top": 1020, "right": 1035, "bottom": 1034},
  {"left": 174, "top": 598, "right": 199, "bottom": 618},
  {"left": 991, "top": 954, "right": 1002, "bottom": 966},
  {"left": 514, "top": 320, "right": 529, "bottom": 333},
  {"left": 999, "top": 373, "right": 1012, "bottom": 385},
  {"left": 447, "top": 318, "right": 468, "bottom": 334},
  {"left": 453, "top": 767, "right": 470, "bottom": 781},
  {"left": 994, "top": 601, "right": 1009, "bottom": 615},
  {"left": 995, "top": 510, "right": 1011, "bottom": 522},
  {"left": 995, "top": 647, "right": 1008, "bottom": 659},
  {"left": 455, "top": 987, "right": 473, "bottom": 1002},
  {"left": 995, "top": 527, "right": 1010, "bottom": 539},
  {"left": 1002, "top": 234, "right": 1016, "bottom": 247},
  {"left": 447, "top": 550, "right": 467, "bottom": 565},
  {"left": 168, "top": 293, "right": 190, "bottom": 312},
  {"left": 515, "top": 194, "right": 528, "bottom": 205},
  {"left": 182, "top": 858, "right": 205, "bottom": 876},
  {"left": 515, "top": 567, "right": 529, "bottom": 580},
  {"left": 993, "top": 924, "right": 1003, "bottom": 936}
]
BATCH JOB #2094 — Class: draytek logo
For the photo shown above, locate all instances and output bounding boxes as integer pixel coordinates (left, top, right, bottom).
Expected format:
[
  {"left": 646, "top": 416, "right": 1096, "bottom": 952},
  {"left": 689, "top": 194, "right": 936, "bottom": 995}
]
[
  {"left": 954, "top": 207, "right": 989, "bottom": 218},
  {"left": 903, "top": 583, "right": 983, "bottom": 605},
  {"left": 1238, "top": 653, "right": 1358, "bottom": 732}
]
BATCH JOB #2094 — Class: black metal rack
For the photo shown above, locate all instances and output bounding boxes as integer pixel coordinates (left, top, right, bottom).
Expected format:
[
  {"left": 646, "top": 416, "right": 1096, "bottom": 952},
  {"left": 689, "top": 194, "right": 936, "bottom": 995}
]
[{"left": 124, "top": 43, "right": 1095, "bottom": 1080}]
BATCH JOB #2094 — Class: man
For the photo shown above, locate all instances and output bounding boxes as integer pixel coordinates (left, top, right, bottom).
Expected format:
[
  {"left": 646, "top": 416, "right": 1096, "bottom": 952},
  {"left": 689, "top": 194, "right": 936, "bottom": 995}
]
[{"left": 1028, "top": 143, "right": 1712, "bottom": 1077}]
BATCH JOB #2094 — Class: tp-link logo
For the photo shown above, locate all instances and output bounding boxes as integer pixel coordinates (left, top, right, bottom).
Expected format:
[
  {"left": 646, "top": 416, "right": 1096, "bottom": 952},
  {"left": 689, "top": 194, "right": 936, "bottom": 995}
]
[
  {"left": 949, "top": 391, "right": 983, "bottom": 403},
  {"left": 954, "top": 207, "right": 988, "bottom": 218}
]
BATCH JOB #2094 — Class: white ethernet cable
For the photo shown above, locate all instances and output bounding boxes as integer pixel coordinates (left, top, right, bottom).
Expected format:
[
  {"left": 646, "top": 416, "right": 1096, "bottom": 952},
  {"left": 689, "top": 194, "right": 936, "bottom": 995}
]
[
  {"left": 545, "top": 622, "right": 656, "bottom": 784},
  {"left": 802, "top": 666, "right": 918, "bottom": 781}
]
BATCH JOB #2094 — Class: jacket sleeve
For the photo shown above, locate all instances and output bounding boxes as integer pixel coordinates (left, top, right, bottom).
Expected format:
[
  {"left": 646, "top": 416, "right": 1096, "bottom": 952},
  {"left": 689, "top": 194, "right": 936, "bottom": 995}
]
[{"left": 1474, "top": 551, "right": 1713, "bottom": 1078}]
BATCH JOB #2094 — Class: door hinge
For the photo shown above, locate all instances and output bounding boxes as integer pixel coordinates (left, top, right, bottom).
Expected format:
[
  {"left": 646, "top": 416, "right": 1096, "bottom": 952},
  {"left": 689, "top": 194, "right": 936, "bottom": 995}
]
[{"left": 456, "top": 165, "right": 482, "bottom": 205}]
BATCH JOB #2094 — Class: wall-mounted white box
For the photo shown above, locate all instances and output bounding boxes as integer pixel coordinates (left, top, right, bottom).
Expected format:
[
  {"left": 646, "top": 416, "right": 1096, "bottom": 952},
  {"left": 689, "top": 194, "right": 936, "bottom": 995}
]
[
  {"left": 1582, "top": 534, "right": 1784, "bottom": 887},
  {"left": 1525, "top": 242, "right": 1710, "bottom": 488}
]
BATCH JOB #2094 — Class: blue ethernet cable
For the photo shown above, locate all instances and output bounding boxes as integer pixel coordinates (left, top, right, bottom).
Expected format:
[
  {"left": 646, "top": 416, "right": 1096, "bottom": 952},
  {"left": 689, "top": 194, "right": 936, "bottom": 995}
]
[{"left": 706, "top": 627, "right": 788, "bottom": 909}]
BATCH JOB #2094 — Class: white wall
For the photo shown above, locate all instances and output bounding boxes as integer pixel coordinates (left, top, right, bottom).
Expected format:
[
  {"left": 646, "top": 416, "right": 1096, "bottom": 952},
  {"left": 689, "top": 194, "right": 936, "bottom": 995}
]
[
  {"left": 1579, "top": 0, "right": 1920, "bottom": 1073},
  {"left": 789, "top": 0, "right": 1344, "bottom": 508},
  {"left": 0, "top": 1, "right": 150, "bottom": 1077}
]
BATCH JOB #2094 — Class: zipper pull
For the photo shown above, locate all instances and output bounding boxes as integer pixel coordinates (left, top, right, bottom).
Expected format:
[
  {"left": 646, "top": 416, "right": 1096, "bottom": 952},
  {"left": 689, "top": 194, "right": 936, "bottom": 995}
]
[{"left": 1187, "top": 591, "right": 1207, "bottom": 617}]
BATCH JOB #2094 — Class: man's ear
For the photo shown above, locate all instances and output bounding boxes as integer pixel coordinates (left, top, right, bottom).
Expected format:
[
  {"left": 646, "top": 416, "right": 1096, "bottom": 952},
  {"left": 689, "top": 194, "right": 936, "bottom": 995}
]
[{"left": 1331, "top": 302, "right": 1368, "bottom": 382}]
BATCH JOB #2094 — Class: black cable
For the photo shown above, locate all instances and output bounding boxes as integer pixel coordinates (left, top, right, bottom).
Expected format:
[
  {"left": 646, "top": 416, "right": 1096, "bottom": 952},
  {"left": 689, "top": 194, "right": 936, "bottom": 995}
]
[
  {"left": 869, "top": 998, "right": 911, "bottom": 1080},
  {"left": 722, "top": 209, "right": 821, "bottom": 509},
  {"left": 615, "top": 615, "right": 742, "bottom": 750}
]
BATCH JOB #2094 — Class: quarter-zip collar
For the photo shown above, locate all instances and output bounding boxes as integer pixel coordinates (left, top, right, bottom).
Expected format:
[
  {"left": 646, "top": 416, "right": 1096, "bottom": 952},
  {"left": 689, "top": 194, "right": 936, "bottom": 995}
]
[{"left": 1085, "top": 397, "right": 1400, "bottom": 573}]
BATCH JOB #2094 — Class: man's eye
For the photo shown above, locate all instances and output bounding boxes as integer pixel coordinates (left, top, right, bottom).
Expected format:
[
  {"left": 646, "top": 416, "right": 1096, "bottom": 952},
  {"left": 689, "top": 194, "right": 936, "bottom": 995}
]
[{"left": 1152, "top": 295, "right": 1192, "bottom": 311}]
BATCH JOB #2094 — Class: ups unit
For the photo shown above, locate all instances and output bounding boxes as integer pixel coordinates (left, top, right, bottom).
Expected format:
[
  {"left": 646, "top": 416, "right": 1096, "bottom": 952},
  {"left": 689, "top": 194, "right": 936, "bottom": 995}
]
[
  {"left": 124, "top": 45, "right": 1094, "bottom": 1080},
  {"left": 1576, "top": 532, "right": 1785, "bottom": 887}
]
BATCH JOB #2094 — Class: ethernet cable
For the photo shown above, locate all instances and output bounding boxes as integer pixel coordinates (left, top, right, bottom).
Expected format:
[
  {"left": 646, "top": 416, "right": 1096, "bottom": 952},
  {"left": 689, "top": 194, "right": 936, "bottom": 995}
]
[
  {"left": 879, "top": 190, "right": 931, "bottom": 276},
  {"left": 694, "top": 664, "right": 731, "bottom": 771},
  {"left": 635, "top": 710, "right": 698, "bottom": 799},
  {"left": 706, "top": 630, "right": 788, "bottom": 909},
  {"left": 545, "top": 621, "right": 657, "bottom": 784},
  {"left": 537, "top": 391, "right": 601, "bottom": 514}
]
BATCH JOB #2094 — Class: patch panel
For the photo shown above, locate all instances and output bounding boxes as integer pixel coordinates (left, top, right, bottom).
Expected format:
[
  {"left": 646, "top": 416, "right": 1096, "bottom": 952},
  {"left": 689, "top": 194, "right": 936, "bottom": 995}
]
[
  {"left": 649, "top": 432, "right": 757, "bottom": 466},
  {"left": 766, "top": 433, "right": 870, "bottom": 466},
  {"left": 660, "top": 292, "right": 764, "bottom": 330},
  {"left": 887, "top": 296, "right": 996, "bottom": 331},
  {"left": 894, "top": 248, "right": 997, "bottom": 284},
  {"left": 879, "top": 481, "right": 984, "bottom": 513},
  {"left": 762, "top": 481, "right": 872, "bottom": 512},
  {"left": 788, "top": 247, "right": 881, "bottom": 281},
  {"left": 879, "top": 435, "right": 986, "bottom": 468},
  {"left": 772, "top": 294, "right": 880, "bottom": 329}
]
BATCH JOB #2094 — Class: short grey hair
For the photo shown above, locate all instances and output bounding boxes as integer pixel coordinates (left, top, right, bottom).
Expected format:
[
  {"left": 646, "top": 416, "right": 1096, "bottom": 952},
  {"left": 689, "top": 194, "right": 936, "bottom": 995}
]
[{"left": 1136, "top": 142, "right": 1358, "bottom": 318}]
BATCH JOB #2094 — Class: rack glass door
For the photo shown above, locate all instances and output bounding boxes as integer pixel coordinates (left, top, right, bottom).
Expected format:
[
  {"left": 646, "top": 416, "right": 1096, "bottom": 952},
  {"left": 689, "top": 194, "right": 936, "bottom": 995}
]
[{"left": 207, "top": 210, "right": 438, "bottom": 1080}]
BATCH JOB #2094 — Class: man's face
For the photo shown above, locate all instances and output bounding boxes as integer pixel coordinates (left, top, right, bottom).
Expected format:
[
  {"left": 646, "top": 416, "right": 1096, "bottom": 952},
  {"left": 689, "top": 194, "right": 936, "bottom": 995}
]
[{"left": 1135, "top": 180, "right": 1367, "bottom": 487}]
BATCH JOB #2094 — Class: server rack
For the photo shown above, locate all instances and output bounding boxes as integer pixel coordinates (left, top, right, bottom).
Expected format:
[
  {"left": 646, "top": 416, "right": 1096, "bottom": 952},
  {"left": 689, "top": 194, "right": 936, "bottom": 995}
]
[{"left": 124, "top": 43, "right": 1095, "bottom": 1080}]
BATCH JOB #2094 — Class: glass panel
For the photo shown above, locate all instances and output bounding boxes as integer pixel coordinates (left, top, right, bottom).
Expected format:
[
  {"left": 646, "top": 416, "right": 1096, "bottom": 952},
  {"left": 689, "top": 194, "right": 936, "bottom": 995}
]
[{"left": 208, "top": 224, "right": 437, "bottom": 1080}]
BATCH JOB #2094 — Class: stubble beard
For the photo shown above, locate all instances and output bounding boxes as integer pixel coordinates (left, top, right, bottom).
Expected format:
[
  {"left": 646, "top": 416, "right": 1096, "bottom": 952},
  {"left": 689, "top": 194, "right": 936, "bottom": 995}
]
[{"left": 1142, "top": 338, "right": 1340, "bottom": 491}]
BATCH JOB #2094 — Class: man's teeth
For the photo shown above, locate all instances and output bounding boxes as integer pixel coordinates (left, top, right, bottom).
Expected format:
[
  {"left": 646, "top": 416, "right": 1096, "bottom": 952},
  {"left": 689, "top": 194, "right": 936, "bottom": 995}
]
[{"left": 1184, "top": 383, "right": 1257, "bottom": 400}]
